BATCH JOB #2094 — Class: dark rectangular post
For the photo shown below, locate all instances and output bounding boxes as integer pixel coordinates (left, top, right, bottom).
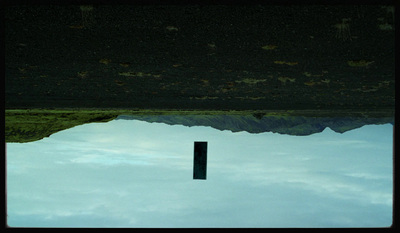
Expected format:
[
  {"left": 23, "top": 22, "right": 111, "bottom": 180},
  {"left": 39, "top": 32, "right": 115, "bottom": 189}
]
[{"left": 193, "top": 141, "right": 207, "bottom": 180}]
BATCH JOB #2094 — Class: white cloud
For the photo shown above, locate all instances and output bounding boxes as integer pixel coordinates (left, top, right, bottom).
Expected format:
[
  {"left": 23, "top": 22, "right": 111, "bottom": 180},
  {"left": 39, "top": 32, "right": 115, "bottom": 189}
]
[{"left": 6, "top": 121, "right": 393, "bottom": 227}]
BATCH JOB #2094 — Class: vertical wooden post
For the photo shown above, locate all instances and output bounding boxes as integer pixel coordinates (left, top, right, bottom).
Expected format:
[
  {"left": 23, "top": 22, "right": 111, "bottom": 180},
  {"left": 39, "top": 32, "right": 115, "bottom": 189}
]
[{"left": 193, "top": 141, "right": 207, "bottom": 180}]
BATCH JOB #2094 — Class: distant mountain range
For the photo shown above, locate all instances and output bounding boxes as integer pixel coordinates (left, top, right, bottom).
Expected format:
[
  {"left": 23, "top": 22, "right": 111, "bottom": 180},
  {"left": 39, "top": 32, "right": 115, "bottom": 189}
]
[
  {"left": 6, "top": 112, "right": 394, "bottom": 143},
  {"left": 116, "top": 115, "right": 394, "bottom": 136}
]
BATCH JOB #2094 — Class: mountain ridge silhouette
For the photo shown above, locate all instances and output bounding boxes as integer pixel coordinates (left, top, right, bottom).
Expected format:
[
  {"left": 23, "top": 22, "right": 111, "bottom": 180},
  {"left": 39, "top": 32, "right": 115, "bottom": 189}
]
[{"left": 116, "top": 115, "right": 394, "bottom": 136}]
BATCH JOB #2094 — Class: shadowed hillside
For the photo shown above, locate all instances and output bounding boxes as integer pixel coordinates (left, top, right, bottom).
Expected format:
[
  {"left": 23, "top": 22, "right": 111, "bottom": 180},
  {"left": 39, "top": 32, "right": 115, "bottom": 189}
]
[{"left": 116, "top": 114, "right": 394, "bottom": 136}]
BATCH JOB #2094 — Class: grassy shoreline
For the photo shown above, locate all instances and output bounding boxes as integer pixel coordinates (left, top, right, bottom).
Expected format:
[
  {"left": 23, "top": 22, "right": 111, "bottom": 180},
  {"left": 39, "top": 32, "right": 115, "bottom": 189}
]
[{"left": 5, "top": 107, "right": 395, "bottom": 117}]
